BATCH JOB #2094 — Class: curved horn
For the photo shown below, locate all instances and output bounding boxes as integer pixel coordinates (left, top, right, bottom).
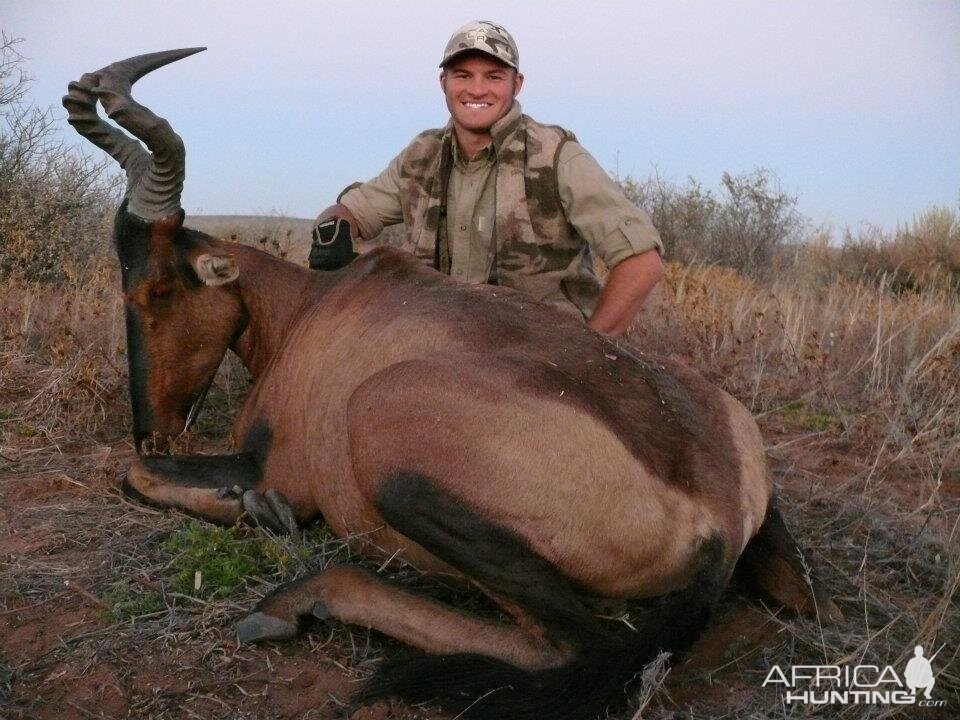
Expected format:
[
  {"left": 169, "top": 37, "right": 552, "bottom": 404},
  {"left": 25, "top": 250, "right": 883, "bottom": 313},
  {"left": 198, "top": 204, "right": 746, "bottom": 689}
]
[{"left": 62, "top": 47, "right": 206, "bottom": 220}]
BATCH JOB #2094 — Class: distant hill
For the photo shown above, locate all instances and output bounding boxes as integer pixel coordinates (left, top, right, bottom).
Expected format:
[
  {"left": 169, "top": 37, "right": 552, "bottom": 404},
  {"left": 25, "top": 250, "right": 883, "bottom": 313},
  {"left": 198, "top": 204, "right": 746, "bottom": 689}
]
[
  {"left": 184, "top": 215, "right": 315, "bottom": 261},
  {"left": 184, "top": 215, "right": 406, "bottom": 261}
]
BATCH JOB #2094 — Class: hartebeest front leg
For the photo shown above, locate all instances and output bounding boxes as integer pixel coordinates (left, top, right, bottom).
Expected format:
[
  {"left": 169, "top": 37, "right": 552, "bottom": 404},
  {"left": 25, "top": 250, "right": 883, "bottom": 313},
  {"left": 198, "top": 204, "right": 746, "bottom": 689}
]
[
  {"left": 123, "top": 453, "right": 298, "bottom": 533},
  {"left": 236, "top": 565, "right": 572, "bottom": 672}
]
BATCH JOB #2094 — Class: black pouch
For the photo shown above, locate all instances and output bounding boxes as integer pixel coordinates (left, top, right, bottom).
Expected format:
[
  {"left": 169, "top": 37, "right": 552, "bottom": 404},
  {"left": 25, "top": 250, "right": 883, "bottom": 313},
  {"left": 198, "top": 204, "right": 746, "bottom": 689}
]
[{"left": 308, "top": 217, "right": 358, "bottom": 271}]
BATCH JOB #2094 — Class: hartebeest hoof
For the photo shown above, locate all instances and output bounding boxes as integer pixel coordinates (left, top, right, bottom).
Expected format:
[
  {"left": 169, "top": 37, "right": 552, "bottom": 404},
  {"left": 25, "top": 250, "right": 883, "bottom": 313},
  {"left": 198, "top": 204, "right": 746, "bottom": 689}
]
[
  {"left": 236, "top": 581, "right": 329, "bottom": 644},
  {"left": 235, "top": 611, "right": 299, "bottom": 643},
  {"left": 265, "top": 489, "right": 299, "bottom": 534},
  {"left": 241, "top": 489, "right": 298, "bottom": 534},
  {"left": 311, "top": 600, "right": 330, "bottom": 620}
]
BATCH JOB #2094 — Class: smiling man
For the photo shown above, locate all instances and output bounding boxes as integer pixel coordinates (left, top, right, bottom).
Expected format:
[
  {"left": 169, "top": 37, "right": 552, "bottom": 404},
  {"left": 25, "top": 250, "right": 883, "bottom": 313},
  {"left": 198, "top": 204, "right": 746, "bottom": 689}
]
[{"left": 311, "top": 20, "right": 663, "bottom": 335}]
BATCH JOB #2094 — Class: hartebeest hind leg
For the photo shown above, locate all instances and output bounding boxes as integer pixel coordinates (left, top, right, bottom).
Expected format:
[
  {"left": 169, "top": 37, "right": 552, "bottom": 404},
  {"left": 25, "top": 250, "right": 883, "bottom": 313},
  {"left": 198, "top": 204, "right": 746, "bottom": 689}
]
[
  {"left": 237, "top": 565, "right": 571, "bottom": 670},
  {"left": 123, "top": 454, "right": 299, "bottom": 533}
]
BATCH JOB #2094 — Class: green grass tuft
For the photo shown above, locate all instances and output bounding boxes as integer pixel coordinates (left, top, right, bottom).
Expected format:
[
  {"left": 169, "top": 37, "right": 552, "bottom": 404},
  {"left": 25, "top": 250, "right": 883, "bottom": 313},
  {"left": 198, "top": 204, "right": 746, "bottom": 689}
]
[
  {"left": 103, "top": 582, "right": 165, "bottom": 619},
  {"left": 779, "top": 400, "right": 841, "bottom": 431},
  {"left": 162, "top": 522, "right": 299, "bottom": 599}
]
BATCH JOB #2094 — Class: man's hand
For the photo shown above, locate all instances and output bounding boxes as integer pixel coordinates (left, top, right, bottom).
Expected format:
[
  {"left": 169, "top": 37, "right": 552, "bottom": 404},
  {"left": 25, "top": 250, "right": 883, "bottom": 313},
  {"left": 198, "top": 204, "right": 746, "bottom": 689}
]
[
  {"left": 587, "top": 249, "right": 664, "bottom": 337},
  {"left": 314, "top": 204, "right": 360, "bottom": 232},
  {"left": 309, "top": 204, "right": 360, "bottom": 271}
]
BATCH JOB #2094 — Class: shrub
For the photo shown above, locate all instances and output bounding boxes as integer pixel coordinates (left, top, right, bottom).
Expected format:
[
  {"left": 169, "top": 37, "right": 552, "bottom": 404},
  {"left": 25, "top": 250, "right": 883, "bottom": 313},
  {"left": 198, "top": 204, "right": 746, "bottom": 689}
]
[
  {"left": 787, "top": 205, "right": 960, "bottom": 293},
  {"left": 0, "top": 35, "right": 119, "bottom": 282},
  {"left": 621, "top": 168, "right": 805, "bottom": 277}
]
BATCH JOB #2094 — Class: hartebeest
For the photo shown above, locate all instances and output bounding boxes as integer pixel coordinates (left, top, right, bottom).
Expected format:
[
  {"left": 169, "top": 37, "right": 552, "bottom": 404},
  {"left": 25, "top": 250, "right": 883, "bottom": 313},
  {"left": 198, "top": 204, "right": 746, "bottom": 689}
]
[{"left": 64, "top": 49, "right": 839, "bottom": 720}]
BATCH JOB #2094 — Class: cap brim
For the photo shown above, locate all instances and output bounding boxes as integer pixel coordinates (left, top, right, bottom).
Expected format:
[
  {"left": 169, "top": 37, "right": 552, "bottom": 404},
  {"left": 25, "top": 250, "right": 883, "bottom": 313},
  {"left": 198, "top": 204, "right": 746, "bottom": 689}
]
[{"left": 440, "top": 48, "right": 517, "bottom": 70}]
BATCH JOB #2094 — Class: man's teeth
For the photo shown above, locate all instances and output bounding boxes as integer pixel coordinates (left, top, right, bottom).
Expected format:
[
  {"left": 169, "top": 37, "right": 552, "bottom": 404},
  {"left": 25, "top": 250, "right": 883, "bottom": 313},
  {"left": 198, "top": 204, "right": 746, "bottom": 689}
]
[{"left": 464, "top": 102, "right": 491, "bottom": 108}]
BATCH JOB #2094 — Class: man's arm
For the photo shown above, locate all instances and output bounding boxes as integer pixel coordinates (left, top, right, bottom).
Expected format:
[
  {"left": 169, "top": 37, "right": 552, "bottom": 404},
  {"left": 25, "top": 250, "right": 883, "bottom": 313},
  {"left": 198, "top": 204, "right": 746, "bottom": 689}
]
[
  {"left": 586, "top": 249, "right": 664, "bottom": 336},
  {"left": 315, "top": 203, "right": 361, "bottom": 237},
  {"left": 556, "top": 141, "right": 664, "bottom": 335},
  {"left": 314, "top": 151, "right": 407, "bottom": 242},
  {"left": 309, "top": 152, "right": 408, "bottom": 269}
]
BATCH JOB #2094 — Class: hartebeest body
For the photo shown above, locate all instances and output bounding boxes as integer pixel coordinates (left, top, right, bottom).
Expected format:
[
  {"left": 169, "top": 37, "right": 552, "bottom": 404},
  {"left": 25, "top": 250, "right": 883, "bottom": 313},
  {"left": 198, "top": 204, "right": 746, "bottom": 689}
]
[{"left": 64, "top": 49, "right": 838, "bottom": 720}]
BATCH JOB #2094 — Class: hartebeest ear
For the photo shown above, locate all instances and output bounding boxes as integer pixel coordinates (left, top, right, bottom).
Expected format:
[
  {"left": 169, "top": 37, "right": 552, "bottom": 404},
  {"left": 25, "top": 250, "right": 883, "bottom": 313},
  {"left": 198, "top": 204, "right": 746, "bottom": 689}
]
[{"left": 192, "top": 253, "right": 240, "bottom": 286}]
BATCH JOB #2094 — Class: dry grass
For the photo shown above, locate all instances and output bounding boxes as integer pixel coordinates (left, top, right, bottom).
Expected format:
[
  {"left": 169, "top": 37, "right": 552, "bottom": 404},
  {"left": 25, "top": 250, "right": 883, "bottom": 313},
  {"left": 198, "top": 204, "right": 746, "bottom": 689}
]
[
  {"left": 634, "top": 263, "right": 960, "bottom": 483},
  {"left": 1, "top": 230, "right": 958, "bottom": 718}
]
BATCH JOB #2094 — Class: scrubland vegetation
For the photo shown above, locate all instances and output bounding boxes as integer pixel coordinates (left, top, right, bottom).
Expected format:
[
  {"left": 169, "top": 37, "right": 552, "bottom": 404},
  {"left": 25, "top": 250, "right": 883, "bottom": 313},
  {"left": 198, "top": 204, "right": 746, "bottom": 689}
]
[{"left": 1, "top": 38, "right": 957, "bottom": 718}]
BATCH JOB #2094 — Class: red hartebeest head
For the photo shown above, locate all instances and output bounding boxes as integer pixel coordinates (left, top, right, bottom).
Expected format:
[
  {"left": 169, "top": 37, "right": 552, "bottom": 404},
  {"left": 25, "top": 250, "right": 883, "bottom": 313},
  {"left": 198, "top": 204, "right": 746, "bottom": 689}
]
[{"left": 63, "top": 49, "right": 245, "bottom": 452}]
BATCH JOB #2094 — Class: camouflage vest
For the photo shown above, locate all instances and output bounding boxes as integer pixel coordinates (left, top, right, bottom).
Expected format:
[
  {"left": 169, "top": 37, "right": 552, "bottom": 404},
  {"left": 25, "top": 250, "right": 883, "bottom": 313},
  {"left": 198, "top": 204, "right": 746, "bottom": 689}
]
[{"left": 397, "top": 109, "right": 602, "bottom": 318}]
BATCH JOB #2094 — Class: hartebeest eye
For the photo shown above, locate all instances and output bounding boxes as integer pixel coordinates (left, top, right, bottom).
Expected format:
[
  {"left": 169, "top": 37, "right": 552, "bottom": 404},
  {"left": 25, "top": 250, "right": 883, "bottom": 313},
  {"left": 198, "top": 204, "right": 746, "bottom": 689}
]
[
  {"left": 150, "top": 283, "right": 175, "bottom": 301},
  {"left": 192, "top": 253, "right": 240, "bottom": 286}
]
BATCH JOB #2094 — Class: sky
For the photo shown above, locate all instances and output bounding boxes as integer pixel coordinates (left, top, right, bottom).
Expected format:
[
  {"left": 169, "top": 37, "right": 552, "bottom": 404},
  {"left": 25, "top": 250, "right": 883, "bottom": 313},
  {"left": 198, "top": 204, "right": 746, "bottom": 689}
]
[{"left": 4, "top": 0, "right": 959, "bottom": 232}]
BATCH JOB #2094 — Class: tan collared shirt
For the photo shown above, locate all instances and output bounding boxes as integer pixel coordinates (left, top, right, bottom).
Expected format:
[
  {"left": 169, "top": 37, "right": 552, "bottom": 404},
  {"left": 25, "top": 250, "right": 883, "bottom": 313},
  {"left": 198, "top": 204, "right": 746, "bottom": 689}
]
[{"left": 340, "top": 104, "right": 662, "bottom": 284}]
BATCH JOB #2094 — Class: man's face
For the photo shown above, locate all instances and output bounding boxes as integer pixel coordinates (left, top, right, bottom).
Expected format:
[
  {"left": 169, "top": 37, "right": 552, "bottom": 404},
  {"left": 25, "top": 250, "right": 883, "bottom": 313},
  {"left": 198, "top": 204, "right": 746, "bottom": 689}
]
[{"left": 440, "top": 54, "right": 524, "bottom": 135}]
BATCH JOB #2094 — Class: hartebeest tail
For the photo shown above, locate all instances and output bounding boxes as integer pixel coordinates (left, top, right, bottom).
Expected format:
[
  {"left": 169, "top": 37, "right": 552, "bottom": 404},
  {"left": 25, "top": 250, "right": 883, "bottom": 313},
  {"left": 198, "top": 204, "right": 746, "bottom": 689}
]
[{"left": 736, "top": 496, "right": 840, "bottom": 618}]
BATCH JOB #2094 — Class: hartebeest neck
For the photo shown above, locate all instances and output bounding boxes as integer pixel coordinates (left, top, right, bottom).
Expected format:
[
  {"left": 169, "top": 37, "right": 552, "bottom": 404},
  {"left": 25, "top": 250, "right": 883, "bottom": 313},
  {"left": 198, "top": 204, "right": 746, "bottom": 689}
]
[{"left": 229, "top": 245, "right": 333, "bottom": 378}]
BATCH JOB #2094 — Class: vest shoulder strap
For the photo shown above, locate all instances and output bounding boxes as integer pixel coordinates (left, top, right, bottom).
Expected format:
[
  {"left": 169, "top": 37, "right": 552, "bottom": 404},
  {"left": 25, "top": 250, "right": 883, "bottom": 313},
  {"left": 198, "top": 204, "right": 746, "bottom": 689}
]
[{"left": 523, "top": 119, "right": 578, "bottom": 223}]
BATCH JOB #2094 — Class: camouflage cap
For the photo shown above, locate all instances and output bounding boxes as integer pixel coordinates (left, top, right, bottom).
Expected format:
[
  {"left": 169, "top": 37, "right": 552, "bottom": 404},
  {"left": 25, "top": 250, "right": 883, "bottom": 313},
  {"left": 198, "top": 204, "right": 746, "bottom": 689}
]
[{"left": 440, "top": 21, "right": 519, "bottom": 70}]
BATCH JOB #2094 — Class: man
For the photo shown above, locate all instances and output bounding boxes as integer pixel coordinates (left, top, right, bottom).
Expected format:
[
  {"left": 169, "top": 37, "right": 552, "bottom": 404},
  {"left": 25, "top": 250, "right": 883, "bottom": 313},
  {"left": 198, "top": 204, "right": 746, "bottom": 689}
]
[{"left": 311, "top": 20, "right": 663, "bottom": 337}]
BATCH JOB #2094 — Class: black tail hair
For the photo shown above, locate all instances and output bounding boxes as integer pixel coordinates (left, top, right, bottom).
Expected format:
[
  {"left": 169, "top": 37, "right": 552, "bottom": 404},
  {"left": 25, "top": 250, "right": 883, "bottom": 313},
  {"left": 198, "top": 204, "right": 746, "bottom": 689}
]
[
  {"left": 360, "top": 472, "right": 727, "bottom": 720},
  {"left": 734, "top": 494, "right": 841, "bottom": 621}
]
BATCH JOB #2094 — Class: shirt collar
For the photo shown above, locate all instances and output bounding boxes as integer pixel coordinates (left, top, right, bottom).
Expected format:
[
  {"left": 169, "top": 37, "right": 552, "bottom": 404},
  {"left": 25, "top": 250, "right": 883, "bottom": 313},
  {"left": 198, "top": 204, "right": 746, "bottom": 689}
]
[{"left": 451, "top": 136, "right": 493, "bottom": 168}]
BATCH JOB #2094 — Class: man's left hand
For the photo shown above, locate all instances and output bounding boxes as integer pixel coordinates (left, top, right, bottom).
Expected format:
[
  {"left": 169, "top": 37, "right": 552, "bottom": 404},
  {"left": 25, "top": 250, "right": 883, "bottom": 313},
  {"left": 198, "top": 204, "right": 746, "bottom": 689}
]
[{"left": 587, "top": 249, "right": 665, "bottom": 337}]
